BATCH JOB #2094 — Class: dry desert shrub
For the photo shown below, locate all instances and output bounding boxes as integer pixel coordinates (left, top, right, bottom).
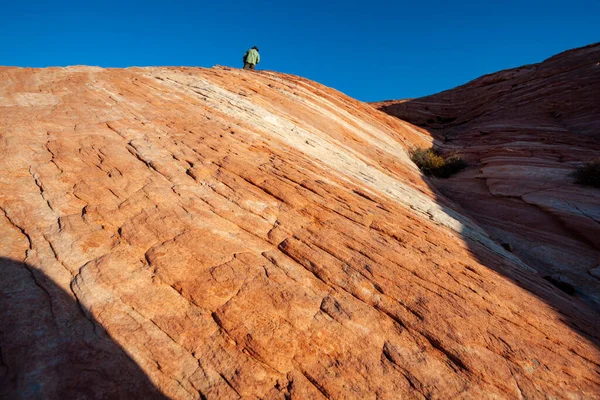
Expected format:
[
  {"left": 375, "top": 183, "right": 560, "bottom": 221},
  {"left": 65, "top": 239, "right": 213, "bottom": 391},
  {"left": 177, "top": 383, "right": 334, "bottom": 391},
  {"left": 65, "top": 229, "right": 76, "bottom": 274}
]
[
  {"left": 571, "top": 159, "right": 600, "bottom": 188},
  {"left": 409, "top": 147, "right": 467, "bottom": 178}
]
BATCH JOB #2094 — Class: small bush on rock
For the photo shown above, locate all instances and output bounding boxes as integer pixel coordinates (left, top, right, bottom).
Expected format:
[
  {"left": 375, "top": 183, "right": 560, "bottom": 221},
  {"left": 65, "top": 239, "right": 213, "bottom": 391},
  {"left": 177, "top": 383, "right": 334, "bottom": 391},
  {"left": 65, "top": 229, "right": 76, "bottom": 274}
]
[
  {"left": 572, "top": 160, "right": 600, "bottom": 188},
  {"left": 410, "top": 148, "right": 467, "bottom": 178}
]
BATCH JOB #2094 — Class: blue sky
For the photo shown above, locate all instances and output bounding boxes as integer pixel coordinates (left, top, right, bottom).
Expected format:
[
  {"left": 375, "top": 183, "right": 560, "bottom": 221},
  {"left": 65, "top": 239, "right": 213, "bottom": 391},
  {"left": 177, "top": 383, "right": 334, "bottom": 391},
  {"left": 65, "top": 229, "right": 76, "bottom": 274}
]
[{"left": 2, "top": 0, "right": 598, "bottom": 101}]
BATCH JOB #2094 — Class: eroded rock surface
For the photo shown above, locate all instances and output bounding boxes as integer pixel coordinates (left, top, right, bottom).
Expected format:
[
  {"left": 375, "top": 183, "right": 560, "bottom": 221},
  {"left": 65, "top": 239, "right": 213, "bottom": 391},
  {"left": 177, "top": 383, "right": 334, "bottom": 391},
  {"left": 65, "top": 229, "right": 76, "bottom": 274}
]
[
  {"left": 1, "top": 65, "right": 599, "bottom": 399},
  {"left": 377, "top": 43, "right": 600, "bottom": 309}
]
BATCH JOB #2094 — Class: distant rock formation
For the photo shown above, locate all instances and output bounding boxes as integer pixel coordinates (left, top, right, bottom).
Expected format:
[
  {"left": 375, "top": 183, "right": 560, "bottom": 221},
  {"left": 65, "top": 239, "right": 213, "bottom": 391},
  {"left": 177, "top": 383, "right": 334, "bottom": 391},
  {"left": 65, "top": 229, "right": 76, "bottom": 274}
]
[
  {"left": 376, "top": 43, "right": 600, "bottom": 311},
  {"left": 1, "top": 63, "right": 599, "bottom": 398}
]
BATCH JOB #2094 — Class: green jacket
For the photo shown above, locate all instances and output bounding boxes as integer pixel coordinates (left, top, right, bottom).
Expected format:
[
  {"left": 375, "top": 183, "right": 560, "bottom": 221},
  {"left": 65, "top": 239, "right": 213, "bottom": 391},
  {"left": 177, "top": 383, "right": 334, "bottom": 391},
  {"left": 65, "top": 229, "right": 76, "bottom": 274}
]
[{"left": 243, "top": 48, "right": 260, "bottom": 65}]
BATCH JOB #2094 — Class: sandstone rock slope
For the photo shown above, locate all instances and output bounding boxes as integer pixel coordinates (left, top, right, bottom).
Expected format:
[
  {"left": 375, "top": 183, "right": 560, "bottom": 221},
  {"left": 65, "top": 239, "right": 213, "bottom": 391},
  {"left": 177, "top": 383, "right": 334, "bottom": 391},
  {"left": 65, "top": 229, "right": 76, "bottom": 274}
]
[
  {"left": 377, "top": 43, "right": 600, "bottom": 310},
  {"left": 1, "top": 65, "right": 599, "bottom": 399}
]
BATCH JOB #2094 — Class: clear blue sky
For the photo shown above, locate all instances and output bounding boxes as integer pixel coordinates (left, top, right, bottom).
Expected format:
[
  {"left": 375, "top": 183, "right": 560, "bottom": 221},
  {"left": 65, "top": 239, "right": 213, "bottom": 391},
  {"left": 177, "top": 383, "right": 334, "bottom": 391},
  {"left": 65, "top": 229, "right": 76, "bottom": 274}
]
[{"left": 2, "top": 0, "right": 599, "bottom": 101}]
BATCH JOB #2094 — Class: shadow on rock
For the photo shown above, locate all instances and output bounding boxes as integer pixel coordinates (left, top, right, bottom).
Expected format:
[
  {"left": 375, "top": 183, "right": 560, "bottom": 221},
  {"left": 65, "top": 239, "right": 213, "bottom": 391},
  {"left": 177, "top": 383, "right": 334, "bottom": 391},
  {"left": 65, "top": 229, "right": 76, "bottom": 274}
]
[
  {"left": 376, "top": 58, "right": 600, "bottom": 348},
  {"left": 0, "top": 257, "right": 167, "bottom": 399}
]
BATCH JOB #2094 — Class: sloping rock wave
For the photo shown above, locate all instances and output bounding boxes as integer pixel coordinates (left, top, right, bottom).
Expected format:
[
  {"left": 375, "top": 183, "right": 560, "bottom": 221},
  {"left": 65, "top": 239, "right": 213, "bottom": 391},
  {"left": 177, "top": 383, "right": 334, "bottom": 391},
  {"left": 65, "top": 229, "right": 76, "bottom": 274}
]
[{"left": 1, "top": 65, "right": 599, "bottom": 399}]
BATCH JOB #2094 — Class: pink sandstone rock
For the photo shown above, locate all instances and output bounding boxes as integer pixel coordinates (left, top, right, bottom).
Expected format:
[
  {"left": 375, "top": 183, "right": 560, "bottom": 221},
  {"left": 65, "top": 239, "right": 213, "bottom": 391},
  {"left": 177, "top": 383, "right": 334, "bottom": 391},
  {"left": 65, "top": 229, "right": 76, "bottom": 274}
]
[
  {"left": 0, "top": 63, "right": 599, "bottom": 399},
  {"left": 376, "top": 43, "right": 600, "bottom": 310}
]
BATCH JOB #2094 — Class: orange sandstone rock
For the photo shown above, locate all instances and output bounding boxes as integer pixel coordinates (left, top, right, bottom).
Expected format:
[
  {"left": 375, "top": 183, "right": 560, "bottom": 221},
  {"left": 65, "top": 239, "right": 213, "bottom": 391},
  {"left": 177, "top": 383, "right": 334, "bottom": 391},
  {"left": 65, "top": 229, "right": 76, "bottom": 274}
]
[
  {"left": 377, "top": 43, "right": 600, "bottom": 311},
  {"left": 0, "top": 63, "right": 598, "bottom": 399}
]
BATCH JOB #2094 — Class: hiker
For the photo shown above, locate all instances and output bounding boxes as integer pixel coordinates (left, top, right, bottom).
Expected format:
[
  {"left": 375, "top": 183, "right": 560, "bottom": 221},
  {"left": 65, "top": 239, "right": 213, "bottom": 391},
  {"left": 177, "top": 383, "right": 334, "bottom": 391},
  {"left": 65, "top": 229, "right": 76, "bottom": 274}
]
[{"left": 243, "top": 46, "right": 260, "bottom": 70}]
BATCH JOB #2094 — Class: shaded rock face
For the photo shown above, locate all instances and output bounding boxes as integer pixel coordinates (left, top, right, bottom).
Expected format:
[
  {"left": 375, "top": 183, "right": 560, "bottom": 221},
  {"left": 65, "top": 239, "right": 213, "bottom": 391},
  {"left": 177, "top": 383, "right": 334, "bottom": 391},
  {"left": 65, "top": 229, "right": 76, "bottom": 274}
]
[
  {"left": 1, "top": 65, "right": 599, "bottom": 399},
  {"left": 377, "top": 43, "right": 600, "bottom": 310}
]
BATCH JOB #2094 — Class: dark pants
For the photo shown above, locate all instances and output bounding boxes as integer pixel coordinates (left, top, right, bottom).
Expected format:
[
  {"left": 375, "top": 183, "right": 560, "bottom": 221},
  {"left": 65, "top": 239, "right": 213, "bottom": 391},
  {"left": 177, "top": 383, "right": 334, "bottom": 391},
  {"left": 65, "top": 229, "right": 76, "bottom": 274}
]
[{"left": 243, "top": 63, "right": 255, "bottom": 70}]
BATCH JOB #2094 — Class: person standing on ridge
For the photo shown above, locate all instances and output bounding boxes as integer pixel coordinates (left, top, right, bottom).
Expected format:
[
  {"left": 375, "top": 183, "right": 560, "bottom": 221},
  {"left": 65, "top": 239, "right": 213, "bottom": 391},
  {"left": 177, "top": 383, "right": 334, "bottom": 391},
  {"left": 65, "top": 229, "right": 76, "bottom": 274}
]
[{"left": 243, "top": 46, "right": 260, "bottom": 70}]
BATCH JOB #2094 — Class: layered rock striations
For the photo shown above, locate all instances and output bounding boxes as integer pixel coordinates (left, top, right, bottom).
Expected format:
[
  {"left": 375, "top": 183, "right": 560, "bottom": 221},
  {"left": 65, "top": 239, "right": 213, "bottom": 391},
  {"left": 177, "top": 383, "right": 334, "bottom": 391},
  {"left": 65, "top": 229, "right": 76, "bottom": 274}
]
[
  {"left": 1, "top": 64, "right": 599, "bottom": 398},
  {"left": 377, "top": 43, "right": 600, "bottom": 310}
]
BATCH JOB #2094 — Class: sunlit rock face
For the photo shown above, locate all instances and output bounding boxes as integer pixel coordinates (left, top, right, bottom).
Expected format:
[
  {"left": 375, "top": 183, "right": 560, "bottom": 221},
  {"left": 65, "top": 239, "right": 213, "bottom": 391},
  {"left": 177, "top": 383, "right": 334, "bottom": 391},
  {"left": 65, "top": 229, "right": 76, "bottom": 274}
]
[{"left": 1, "top": 64, "right": 599, "bottom": 399}]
